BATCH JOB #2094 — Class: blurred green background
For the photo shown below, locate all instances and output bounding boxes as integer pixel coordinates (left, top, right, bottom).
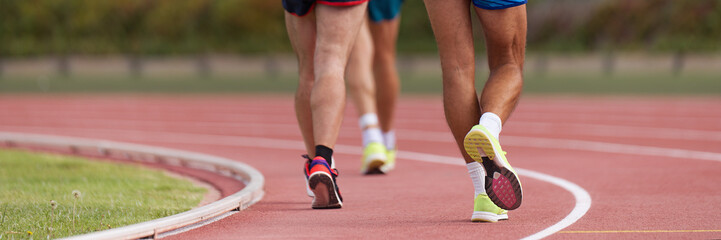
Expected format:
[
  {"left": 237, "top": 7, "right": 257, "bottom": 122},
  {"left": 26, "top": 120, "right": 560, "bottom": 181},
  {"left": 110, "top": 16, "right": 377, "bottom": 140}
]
[{"left": 0, "top": 0, "right": 719, "bottom": 95}]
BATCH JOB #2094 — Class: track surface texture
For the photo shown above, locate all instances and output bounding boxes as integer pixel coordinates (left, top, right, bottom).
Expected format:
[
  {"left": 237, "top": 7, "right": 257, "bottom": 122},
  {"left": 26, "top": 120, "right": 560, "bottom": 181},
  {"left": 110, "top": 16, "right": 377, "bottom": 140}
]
[{"left": 1, "top": 94, "right": 720, "bottom": 239}]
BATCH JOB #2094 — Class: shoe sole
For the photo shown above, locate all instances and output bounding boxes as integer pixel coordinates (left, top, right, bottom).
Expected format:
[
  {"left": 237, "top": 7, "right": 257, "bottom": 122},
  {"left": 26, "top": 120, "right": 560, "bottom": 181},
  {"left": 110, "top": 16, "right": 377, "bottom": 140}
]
[
  {"left": 471, "top": 211, "right": 509, "bottom": 222},
  {"left": 304, "top": 176, "right": 314, "bottom": 197},
  {"left": 308, "top": 172, "right": 342, "bottom": 209},
  {"left": 464, "top": 128, "right": 523, "bottom": 210},
  {"left": 361, "top": 153, "right": 387, "bottom": 175},
  {"left": 379, "top": 161, "right": 395, "bottom": 173}
]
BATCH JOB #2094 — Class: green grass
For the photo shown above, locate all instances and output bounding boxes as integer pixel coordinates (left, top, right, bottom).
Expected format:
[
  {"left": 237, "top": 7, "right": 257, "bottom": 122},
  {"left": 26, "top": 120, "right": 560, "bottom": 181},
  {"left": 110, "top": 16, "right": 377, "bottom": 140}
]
[
  {"left": 0, "top": 149, "right": 206, "bottom": 239},
  {"left": 0, "top": 74, "right": 300, "bottom": 94},
  {"left": 0, "top": 70, "right": 719, "bottom": 95}
]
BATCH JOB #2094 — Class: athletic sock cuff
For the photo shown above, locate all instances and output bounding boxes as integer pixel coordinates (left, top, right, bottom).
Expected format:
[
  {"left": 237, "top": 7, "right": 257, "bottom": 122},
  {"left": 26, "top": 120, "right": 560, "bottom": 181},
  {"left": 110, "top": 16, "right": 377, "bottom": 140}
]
[
  {"left": 382, "top": 130, "right": 396, "bottom": 150},
  {"left": 479, "top": 112, "right": 503, "bottom": 139},
  {"left": 359, "top": 113, "right": 380, "bottom": 129},
  {"left": 315, "top": 145, "right": 334, "bottom": 166}
]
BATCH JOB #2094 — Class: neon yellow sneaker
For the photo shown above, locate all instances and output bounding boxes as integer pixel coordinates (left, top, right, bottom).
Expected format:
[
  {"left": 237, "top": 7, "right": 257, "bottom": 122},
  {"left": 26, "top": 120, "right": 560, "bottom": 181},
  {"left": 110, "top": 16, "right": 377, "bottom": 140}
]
[
  {"left": 464, "top": 125, "right": 523, "bottom": 210},
  {"left": 471, "top": 194, "right": 508, "bottom": 222},
  {"left": 379, "top": 148, "right": 396, "bottom": 173},
  {"left": 360, "top": 142, "right": 387, "bottom": 174}
]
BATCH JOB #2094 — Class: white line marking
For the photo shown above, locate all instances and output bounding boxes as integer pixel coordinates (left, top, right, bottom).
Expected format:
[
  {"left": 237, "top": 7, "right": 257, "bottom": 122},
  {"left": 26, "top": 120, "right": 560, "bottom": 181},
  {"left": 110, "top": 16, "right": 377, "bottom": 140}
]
[
  {"left": 504, "top": 136, "right": 721, "bottom": 162},
  {"left": 4, "top": 125, "right": 721, "bottom": 163},
  {"left": 4, "top": 115, "right": 721, "bottom": 141},
  {"left": 509, "top": 121, "right": 721, "bottom": 141},
  {"left": 399, "top": 130, "right": 721, "bottom": 162},
  {"left": 517, "top": 170, "right": 591, "bottom": 240}
]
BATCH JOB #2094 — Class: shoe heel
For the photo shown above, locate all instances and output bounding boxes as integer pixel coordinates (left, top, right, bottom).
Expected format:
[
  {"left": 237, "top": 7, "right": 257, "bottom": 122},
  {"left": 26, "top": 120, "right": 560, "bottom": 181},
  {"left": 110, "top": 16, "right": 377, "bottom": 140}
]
[
  {"left": 309, "top": 173, "right": 341, "bottom": 209},
  {"left": 485, "top": 168, "right": 522, "bottom": 210}
]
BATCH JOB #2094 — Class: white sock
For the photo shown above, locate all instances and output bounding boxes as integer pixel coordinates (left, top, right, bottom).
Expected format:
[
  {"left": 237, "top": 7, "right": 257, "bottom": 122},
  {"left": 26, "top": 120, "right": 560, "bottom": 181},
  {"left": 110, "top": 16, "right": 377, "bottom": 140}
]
[
  {"left": 359, "top": 113, "right": 383, "bottom": 147},
  {"left": 382, "top": 131, "right": 396, "bottom": 150},
  {"left": 479, "top": 112, "right": 502, "bottom": 140},
  {"left": 466, "top": 161, "right": 486, "bottom": 196}
]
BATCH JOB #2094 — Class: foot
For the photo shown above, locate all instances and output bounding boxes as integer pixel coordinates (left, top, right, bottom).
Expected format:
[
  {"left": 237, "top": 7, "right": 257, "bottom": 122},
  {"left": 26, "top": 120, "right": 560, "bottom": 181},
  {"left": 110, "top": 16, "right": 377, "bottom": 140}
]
[
  {"left": 360, "top": 142, "right": 387, "bottom": 175},
  {"left": 302, "top": 155, "right": 314, "bottom": 197},
  {"left": 471, "top": 194, "right": 508, "bottom": 222},
  {"left": 379, "top": 148, "right": 396, "bottom": 173},
  {"left": 305, "top": 156, "right": 343, "bottom": 208},
  {"left": 464, "top": 125, "right": 523, "bottom": 210}
]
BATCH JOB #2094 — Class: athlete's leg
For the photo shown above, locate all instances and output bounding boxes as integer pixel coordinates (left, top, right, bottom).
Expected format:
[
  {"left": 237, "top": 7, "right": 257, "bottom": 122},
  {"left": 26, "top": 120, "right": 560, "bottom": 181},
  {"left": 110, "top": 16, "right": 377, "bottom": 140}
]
[
  {"left": 474, "top": 5, "right": 526, "bottom": 122},
  {"left": 424, "top": 0, "right": 478, "bottom": 164},
  {"left": 346, "top": 19, "right": 378, "bottom": 128},
  {"left": 285, "top": 11, "right": 317, "bottom": 156},
  {"left": 346, "top": 18, "right": 388, "bottom": 174},
  {"left": 368, "top": 16, "right": 401, "bottom": 134},
  {"left": 311, "top": 3, "right": 369, "bottom": 148},
  {"left": 462, "top": 3, "right": 526, "bottom": 211}
]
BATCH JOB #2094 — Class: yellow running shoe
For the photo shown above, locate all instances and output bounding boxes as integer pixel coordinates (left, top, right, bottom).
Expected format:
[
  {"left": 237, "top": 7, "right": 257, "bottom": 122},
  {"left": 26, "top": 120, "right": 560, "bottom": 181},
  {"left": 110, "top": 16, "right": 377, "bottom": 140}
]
[
  {"left": 471, "top": 194, "right": 508, "bottom": 222},
  {"left": 464, "top": 125, "right": 523, "bottom": 210},
  {"left": 360, "top": 142, "right": 387, "bottom": 174},
  {"left": 380, "top": 148, "right": 396, "bottom": 173}
]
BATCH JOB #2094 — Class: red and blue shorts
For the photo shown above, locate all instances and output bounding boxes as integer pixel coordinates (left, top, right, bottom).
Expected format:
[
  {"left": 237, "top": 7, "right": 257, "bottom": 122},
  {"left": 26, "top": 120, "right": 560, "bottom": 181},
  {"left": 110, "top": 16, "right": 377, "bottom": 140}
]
[{"left": 283, "top": 0, "right": 370, "bottom": 17}]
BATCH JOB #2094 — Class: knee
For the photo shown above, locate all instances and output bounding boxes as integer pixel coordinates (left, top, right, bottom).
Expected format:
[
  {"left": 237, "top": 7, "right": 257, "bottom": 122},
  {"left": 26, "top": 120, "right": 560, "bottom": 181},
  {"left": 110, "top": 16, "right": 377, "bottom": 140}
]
[
  {"left": 345, "top": 76, "right": 372, "bottom": 95},
  {"left": 487, "top": 43, "right": 525, "bottom": 72},
  {"left": 490, "top": 62, "right": 522, "bottom": 75},
  {"left": 441, "top": 60, "right": 475, "bottom": 83}
]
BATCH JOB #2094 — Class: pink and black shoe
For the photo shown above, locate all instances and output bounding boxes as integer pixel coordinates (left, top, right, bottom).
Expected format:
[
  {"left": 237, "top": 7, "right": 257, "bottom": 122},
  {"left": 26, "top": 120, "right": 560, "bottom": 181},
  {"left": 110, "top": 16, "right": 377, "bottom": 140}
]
[{"left": 303, "top": 155, "right": 342, "bottom": 209}]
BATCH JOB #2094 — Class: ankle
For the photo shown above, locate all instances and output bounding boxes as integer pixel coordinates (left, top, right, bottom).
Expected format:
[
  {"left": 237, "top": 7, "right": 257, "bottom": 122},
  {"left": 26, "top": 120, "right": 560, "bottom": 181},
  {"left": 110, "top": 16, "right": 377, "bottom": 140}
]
[{"left": 314, "top": 145, "right": 333, "bottom": 166}]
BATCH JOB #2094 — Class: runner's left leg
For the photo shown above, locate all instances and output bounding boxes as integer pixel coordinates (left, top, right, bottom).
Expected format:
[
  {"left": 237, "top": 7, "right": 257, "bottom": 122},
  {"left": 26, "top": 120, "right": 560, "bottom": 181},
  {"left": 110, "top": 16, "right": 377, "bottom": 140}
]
[
  {"left": 347, "top": 19, "right": 388, "bottom": 174},
  {"left": 368, "top": 15, "right": 401, "bottom": 136},
  {"left": 311, "top": 2, "right": 369, "bottom": 149},
  {"left": 285, "top": 11, "right": 317, "bottom": 157},
  {"left": 424, "top": 0, "right": 479, "bottom": 164},
  {"left": 369, "top": 15, "right": 402, "bottom": 172}
]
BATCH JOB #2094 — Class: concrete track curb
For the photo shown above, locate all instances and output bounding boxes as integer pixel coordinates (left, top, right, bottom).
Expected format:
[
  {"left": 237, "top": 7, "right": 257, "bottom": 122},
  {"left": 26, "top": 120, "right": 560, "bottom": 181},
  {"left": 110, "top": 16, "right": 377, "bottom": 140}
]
[{"left": 0, "top": 132, "right": 265, "bottom": 240}]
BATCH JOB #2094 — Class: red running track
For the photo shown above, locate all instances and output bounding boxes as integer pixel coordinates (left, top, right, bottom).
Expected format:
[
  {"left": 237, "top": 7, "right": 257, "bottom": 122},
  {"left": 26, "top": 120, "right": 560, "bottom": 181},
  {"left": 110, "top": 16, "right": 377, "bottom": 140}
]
[{"left": 1, "top": 94, "right": 720, "bottom": 239}]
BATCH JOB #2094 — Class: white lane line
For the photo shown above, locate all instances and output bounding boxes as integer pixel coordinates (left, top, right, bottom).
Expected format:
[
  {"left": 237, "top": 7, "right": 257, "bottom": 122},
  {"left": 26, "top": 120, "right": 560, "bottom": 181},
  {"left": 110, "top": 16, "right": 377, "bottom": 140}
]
[
  {"left": 400, "top": 130, "right": 721, "bottom": 162},
  {"left": 517, "top": 170, "right": 591, "bottom": 240},
  {"left": 505, "top": 136, "right": 721, "bottom": 163},
  {"left": 4, "top": 125, "right": 721, "bottom": 163},
  {"left": 509, "top": 121, "right": 721, "bottom": 141},
  {"left": 514, "top": 112, "right": 721, "bottom": 126},
  {"left": 3, "top": 115, "right": 721, "bottom": 142},
  {"left": 0, "top": 128, "right": 592, "bottom": 239}
]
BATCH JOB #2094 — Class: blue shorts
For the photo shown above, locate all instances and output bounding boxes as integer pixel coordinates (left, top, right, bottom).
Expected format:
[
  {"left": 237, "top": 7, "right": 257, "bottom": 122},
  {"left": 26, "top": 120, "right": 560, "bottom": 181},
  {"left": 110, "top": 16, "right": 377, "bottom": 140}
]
[
  {"left": 283, "top": 0, "right": 369, "bottom": 17},
  {"left": 473, "top": 0, "right": 526, "bottom": 10},
  {"left": 368, "top": 0, "right": 404, "bottom": 22}
]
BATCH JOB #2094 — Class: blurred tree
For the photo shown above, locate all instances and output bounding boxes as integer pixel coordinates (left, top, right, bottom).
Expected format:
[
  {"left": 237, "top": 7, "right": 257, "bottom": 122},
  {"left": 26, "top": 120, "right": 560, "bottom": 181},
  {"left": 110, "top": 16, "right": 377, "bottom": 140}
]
[
  {"left": 0, "top": 0, "right": 719, "bottom": 56},
  {"left": 582, "top": 0, "right": 720, "bottom": 52}
]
